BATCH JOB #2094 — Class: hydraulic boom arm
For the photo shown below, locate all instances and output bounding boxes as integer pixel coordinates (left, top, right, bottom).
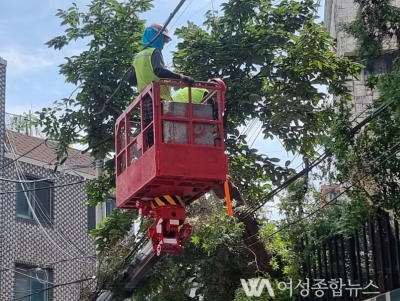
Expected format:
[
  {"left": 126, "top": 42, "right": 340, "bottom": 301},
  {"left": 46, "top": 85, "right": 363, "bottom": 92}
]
[{"left": 96, "top": 240, "right": 159, "bottom": 300}]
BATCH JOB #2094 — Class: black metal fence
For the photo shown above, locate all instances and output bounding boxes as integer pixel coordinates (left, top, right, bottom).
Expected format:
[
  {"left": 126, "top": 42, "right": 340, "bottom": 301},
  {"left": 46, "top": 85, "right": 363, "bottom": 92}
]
[{"left": 300, "top": 209, "right": 400, "bottom": 300}]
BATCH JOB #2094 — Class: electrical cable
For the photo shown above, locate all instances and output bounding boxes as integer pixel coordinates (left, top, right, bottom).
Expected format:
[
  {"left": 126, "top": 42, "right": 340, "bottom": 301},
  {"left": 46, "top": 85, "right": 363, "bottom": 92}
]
[
  {"left": 0, "top": 255, "right": 96, "bottom": 273},
  {"left": 249, "top": 123, "right": 263, "bottom": 148},
  {"left": 6, "top": 131, "right": 93, "bottom": 261},
  {"left": 6, "top": 136, "right": 93, "bottom": 260},
  {"left": 122, "top": 235, "right": 149, "bottom": 268},
  {"left": 120, "top": 219, "right": 147, "bottom": 266},
  {"left": 163, "top": 2, "right": 213, "bottom": 53},
  {"left": 44, "top": 139, "right": 58, "bottom": 150},
  {"left": 239, "top": 97, "right": 397, "bottom": 220},
  {"left": 167, "top": 0, "right": 195, "bottom": 32},
  {"left": 0, "top": 179, "right": 86, "bottom": 195},
  {"left": 240, "top": 99, "right": 400, "bottom": 243},
  {"left": 7, "top": 133, "right": 80, "bottom": 260},
  {"left": 240, "top": 152, "right": 329, "bottom": 219},
  {"left": 288, "top": 101, "right": 376, "bottom": 172},
  {"left": 94, "top": 0, "right": 188, "bottom": 116},
  {"left": 0, "top": 177, "right": 58, "bottom": 183},
  {"left": 13, "top": 277, "right": 93, "bottom": 301},
  {"left": 0, "top": 264, "right": 56, "bottom": 285},
  {"left": 0, "top": 137, "right": 48, "bottom": 171},
  {"left": 246, "top": 141, "right": 400, "bottom": 247}
]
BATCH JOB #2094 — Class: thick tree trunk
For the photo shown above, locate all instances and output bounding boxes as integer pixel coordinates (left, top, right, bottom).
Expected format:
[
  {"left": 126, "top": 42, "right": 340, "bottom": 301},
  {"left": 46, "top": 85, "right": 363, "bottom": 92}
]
[{"left": 213, "top": 180, "right": 280, "bottom": 279}]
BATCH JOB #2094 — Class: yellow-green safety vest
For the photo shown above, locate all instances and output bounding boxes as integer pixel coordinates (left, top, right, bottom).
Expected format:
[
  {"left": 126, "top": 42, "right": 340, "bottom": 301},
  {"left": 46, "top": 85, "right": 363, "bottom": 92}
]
[
  {"left": 132, "top": 48, "right": 173, "bottom": 100},
  {"left": 173, "top": 88, "right": 209, "bottom": 103}
]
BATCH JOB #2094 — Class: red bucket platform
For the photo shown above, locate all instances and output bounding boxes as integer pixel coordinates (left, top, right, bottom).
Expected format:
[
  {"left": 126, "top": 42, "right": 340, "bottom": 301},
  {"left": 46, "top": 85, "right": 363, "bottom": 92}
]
[{"left": 115, "top": 79, "right": 228, "bottom": 209}]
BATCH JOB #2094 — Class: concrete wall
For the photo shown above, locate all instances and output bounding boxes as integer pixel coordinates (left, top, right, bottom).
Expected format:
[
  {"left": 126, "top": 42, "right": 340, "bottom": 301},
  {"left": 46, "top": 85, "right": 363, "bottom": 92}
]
[{"left": 324, "top": 0, "right": 400, "bottom": 126}]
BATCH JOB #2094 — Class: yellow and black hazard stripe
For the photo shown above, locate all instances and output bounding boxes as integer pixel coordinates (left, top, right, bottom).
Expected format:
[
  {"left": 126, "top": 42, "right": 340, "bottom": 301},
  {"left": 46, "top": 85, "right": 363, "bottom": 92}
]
[{"left": 151, "top": 195, "right": 185, "bottom": 209}]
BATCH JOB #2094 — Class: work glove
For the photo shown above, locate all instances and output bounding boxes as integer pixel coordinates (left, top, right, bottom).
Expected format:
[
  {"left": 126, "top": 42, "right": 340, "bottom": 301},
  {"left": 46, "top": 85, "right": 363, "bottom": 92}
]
[{"left": 181, "top": 75, "right": 195, "bottom": 86}]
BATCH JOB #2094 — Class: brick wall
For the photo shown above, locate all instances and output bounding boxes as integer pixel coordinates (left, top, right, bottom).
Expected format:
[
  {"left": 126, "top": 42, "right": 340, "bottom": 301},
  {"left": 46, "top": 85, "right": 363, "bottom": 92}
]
[
  {"left": 0, "top": 57, "right": 96, "bottom": 300},
  {"left": 0, "top": 158, "right": 96, "bottom": 300},
  {"left": 0, "top": 57, "right": 7, "bottom": 281}
]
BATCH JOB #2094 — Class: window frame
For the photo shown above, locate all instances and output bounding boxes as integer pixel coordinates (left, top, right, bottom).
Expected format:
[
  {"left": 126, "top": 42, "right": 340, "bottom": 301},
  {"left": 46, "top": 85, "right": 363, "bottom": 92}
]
[
  {"left": 16, "top": 175, "right": 54, "bottom": 224},
  {"left": 87, "top": 195, "right": 116, "bottom": 232},
  {"left": 106, "top": 197, "right": 116, "bottom": 216},
  {"left": 13, "top": 264, "right": 52, "bottom": 301},
  {"left": 87, "top": 204, "right": 96, "bottom": 232}
]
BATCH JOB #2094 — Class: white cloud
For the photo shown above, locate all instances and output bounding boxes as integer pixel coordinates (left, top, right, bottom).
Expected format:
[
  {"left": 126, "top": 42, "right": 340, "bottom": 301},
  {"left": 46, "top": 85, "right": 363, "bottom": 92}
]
[{"left": 0, "top": 47, "right": 54, "bottom": 77}]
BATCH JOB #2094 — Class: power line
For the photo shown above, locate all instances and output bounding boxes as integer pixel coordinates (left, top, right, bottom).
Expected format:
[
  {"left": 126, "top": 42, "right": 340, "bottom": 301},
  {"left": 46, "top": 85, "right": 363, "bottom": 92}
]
[
  {"left": 0, "top": 255, "right": 96, "bottom": 273},
  {"left": 4, "top": 131, "right": 95, "bottom": 260},
  {"left": 0, "top": 179, "right": 86, "bottom": 195},
  {"left": 6, "top": 131, "right": 89, "bottom": 261},
  {"left": 240, "top": 152, "right": 329, "bottom": 219},
  {"left": 0, "top": 264, "right": 55, "bottom": 285},
  {"left": 13, "top": 277, "right": 93, "bottom": 301},
  {"left": 0, "top": 137, "right": 48, "bottom": 171},
  {"left": 239, "top": 97, "right": 397, "bottom": 219},
  {"left": 168, "top": 0, "right": 195, "bottom": 31},
  {"left": 240, "top": 99, "right": 400, "bottom": 243},
  {"left": 247, "top": 141, "right": 400, "bottom": 247},
  {"left": 0, "top": 176, "right": 58, "bottom": 183},
  {"left": 165, "top": 1, "right": 212, "bottom": 45}
]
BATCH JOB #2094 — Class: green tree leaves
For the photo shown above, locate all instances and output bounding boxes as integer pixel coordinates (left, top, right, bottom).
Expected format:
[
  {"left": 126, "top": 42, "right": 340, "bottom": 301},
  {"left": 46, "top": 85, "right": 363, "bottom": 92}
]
[
  {"left": 41, "top": 0, "right": 363, "bottom": 299},
  {"left": 37, "top": 0, "right": 153, "bottom": 159},
  {"left": 173, "top": 0, "right": 360, "bottom": 202}
]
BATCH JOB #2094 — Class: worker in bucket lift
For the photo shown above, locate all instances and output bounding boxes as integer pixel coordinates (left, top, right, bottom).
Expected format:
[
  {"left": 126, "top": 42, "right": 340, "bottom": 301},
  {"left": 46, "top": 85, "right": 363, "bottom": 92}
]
[
  {"left": 172, "top": 84, "right": 219, "bottom": 120},
  {"left": 172, "top": 87, "right": 209, "bottom": 103},
  {"left": 127, "top": 23, "right": 196, "bottom": 147},
  {"left": 173, "top": 85, "right": 220, "bottom": 143}
]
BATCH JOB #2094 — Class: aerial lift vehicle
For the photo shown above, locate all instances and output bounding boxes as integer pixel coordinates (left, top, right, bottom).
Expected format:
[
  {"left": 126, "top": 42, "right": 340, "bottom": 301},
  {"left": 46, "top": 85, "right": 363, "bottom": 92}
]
[{"left": 96, "top": 78, "right": 229, "bottom": 300}]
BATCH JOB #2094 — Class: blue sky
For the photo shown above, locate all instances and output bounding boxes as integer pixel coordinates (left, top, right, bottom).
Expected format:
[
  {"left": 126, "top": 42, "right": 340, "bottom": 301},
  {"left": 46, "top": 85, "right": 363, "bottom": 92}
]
[{"left": 0, "top": 0, "right": 325, "bottom": 220}]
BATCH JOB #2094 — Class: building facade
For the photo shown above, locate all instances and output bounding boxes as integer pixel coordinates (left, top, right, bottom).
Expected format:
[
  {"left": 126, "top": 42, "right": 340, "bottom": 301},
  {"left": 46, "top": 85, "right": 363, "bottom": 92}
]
[
  {"left": 322, "top": 1, "right": 400, "bottom": 301},
  {"left": 324, "top": 0, "right": 400, "bottom": 124},
  {"left": 0, "top": 57, "right": 115, "bottom": 300}
]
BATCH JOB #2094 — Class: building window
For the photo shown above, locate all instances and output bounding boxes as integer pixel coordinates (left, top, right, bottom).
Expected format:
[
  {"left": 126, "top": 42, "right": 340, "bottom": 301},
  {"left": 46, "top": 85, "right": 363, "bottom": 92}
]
[
  {"left": 87, "top": 197, "right": 116, "bottom": 232},
  {"left": 106, "top": 198, "right": 116, "bottom": 216},
  {"left": 16, "top": 176, "right": 53, "bottom": 223},
  {"left": 14, "top": 265, "right": 52, "bottom": 301}
]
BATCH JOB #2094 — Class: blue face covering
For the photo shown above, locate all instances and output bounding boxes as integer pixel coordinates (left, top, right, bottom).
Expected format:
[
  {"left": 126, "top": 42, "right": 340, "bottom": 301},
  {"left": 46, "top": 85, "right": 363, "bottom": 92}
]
[{"left": 142, "top": 27, "right": 165, "bottom": 51}]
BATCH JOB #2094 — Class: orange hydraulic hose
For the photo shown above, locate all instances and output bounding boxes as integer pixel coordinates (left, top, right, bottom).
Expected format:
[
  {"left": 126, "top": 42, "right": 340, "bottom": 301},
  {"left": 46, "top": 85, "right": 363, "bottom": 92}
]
[{"left": 224, "top": 179, "right": 233, "bottom": 216}]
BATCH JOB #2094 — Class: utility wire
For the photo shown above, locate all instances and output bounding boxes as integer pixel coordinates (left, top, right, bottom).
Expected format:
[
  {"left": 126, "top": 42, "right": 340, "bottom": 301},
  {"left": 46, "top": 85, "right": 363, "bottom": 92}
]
[
  {"left": 240, "top": 100, "right": 400, "bottom": 243},
  {"left": 0, "top": 255, "right": 96, "bottom": 273},
  {"left": 0, "top": 180, "right": 85, "bottom": 195},
  {"left": 7, "top": 131, "right": 80, "bottom": 261},
  {"left": 0, "top": 177, "right": 58, "bottom": 183},
  {"left": 0, "top": 264, "right": 56, "bottom": 285},
  {"left": 247, "top": 141, "right": 400, "bottom": 247},
  {"left": 122, "top": 235, "right": 149, "bottom": 268},
  {"left": 95, "top": 0, "right": 188, "bottom": 116},
  {"left": 164, "top": 2, "right": 213, "bottom": 54},
  {"left": 240, "top": 152, "right": 329, "bottom": 219},
  {"left": 239, "top": 97, "right": 397, "bottom": 220},
  {"left": 6, "top": 132, "right": 92, "bottom": 260},
  {"left": 13, "top": 277, "right": 93, "bottom": 301},
  {"left": 0, "top": 137, "right": 48, "bottom": 171},
  {"left": 167, "top": 0, "right": 195, "bottom": 32}
]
